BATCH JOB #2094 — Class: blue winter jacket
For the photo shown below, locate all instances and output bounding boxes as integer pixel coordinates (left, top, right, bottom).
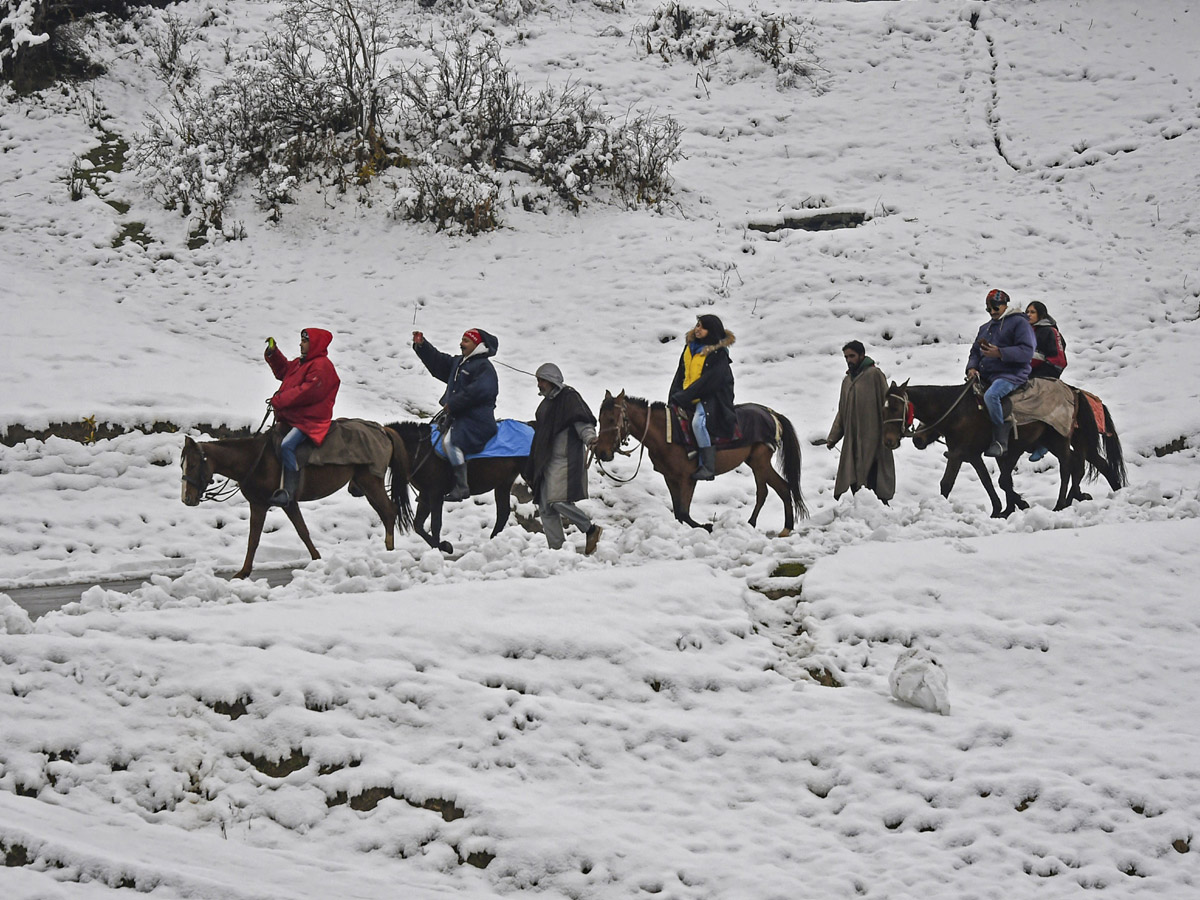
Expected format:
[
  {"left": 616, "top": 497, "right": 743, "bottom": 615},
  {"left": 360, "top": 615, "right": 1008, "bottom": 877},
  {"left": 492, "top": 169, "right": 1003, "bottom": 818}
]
[
  {"left": 414, "top": 330, "right": 500, "bottom": 454},
  {"left": 966, "top": 308, "right": 1035, "bottom": 386}
]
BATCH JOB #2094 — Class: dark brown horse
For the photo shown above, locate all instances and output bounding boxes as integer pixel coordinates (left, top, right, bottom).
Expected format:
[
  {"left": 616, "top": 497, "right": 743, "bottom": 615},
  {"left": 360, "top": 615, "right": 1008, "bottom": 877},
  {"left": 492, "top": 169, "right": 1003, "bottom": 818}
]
[
  {"left": 181, "top": 429, "right": 413, "bottom": 578},
  {"left": 881, "top": 380, "right": 1125, "bottom": 517},
  {"left": 386, "top": 421, "right": 527, "bottom": 554},
  {"left": 593, "top": 391, "right": 805, "bottom": 534}
]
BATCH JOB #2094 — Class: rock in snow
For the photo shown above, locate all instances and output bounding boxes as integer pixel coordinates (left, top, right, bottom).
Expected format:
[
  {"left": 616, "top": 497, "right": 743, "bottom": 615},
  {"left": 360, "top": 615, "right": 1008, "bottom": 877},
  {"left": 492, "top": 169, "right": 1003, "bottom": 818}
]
[{"left": 889, "top": 648, "right": 950, "bottom": 715}]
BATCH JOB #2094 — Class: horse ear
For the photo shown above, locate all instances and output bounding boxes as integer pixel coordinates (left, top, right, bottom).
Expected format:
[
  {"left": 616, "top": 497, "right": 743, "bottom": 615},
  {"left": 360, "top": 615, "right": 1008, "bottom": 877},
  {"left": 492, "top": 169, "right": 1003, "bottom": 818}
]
[
  {"left": 604, "top": 390, "right": 613, "bottom": 400},
  {"left": 901, "top": 378, "right": 910, "bottom": 388},
  {"left": 617, "top": 390, "right": 626, "bottom": 400}
]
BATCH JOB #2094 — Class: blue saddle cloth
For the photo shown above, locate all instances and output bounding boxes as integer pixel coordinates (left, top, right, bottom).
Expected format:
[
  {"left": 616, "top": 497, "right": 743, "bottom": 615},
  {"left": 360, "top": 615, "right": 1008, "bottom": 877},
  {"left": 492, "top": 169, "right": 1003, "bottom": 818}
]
[{"left": 430, "top": 419, "right": 533, "bottom": 460}]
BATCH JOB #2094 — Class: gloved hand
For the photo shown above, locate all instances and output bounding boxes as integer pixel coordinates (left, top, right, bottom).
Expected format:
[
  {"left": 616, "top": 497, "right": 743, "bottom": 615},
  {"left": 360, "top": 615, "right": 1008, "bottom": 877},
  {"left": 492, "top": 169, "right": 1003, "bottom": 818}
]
[
  {"left": 266, "top": 336, "right": 276, "bottom": 351},
  {"left": 412, "top": 331, "right": 425, "bottom": 346}
]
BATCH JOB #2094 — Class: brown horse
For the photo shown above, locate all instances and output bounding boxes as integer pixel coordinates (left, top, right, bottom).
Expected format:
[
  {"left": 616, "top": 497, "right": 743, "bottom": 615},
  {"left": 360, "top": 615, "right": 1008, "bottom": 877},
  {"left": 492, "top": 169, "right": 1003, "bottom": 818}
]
[
  {"left": 181, "top": 428, "right": 413, "bottom": 578},
  {"left": 386, "top": 421, "right": 527, "bottom": 554},
  {"left": 881, "top": 380, "right": 1125, "bottom": 517},
  {"left": 593, "top": 391, "right": 806, "bottom": 534}
]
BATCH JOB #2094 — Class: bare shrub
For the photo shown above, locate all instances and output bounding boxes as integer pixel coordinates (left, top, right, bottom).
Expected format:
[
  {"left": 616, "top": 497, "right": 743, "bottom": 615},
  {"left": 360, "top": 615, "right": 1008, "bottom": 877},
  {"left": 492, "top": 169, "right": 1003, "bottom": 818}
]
[
  {"left": 611, "top": 110, "right": 682, "bottom": 207},
  {"left": 144, "top": 12, "right": 198, "bottom": 84},
  {"left": 639, "top": 2, "right": 827, "bottom": 91},
  {"left": 392, "top": 160, "right": 499, "bottom": 234},
  {"left": 397, "top": 33, "right": 678, "bottom": 213}
]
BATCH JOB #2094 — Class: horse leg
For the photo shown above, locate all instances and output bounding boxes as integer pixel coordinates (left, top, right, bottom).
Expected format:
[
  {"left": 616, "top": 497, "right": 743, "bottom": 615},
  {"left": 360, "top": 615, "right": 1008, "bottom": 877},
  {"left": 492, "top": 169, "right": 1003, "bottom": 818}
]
[
  {"left": 414, "top": 493, "right": 437, "bottom": 550},
  {"left": 283, "top": 503, "right": 321, "bottom": 561},
  {"left": 675, "top": 477, "right": 712, "bottom": 532},
  {"left": 490, "top": 483, "right": 512, "bottom": 538},
  {"left": 996, "top": 456, "right": 1024, "bottom": 517},
  {"left": 744, "top": 448, "right": 767, "bottom": 527},
  {"left": 1050, "top": 435, "right": 1075, "bottom": 510},
  {"left": 430, "top": 496, "right": 453, "bottom": 554},
  {"left": 963, "top": 456, "right": 1004, "bottom": 517},
  {"left": 358, "top": 470, "right": 397, "bottom": 551},
  {"left": 939, "top": 456, "right": 965, "bottom": 499},
  {"left": 754, "top": 448, "right": 794, "bottom": 536},
  {"left": 234, "top": 502, "right": 268, "bottom": 579}
]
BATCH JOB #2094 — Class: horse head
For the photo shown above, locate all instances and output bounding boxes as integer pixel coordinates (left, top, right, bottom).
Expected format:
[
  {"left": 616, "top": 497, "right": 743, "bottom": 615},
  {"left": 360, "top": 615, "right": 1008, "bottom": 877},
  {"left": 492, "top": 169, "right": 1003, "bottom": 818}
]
[
  {"left": 180, "top": 436, "right": 212, "bottom": 506},
  {"left": 593, "top": 390, "right": 628, "bottom": 462},
  {"left": 881, "top": 380, "right": 911, "bottom": 451}
]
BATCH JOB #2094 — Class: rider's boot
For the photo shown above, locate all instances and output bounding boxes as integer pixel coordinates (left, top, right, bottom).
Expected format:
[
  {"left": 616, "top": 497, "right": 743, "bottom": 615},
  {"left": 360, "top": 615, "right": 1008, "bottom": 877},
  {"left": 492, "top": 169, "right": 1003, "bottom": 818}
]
[
  {"left": 446, "top": 463, "right": 471, "bottom": 501},
  {"left": 693, "top": 446, "right": 716, "bottom": 481},
  {"left": 270, "top": 467, "right": 300, "bottom": 506},
  {"left": 985, "top": 422, "right": 1012, "bottom": 458}
]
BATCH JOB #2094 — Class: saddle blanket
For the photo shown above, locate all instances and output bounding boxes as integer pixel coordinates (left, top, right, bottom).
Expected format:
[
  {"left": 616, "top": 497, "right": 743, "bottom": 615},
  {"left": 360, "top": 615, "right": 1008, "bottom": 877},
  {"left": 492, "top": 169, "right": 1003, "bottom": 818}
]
[
  {"left": 667, "top": 403, "right": 780, "bottom": 449},
  {"left": 1008, "top": 379, "right": 1076, "bottom": 437},
  {"left": 292, "top": 418, "right": 392, "bottom": 478},
  {"left": 430, "top": 419, "right": 534, "bottom": 460},
  {"left": 1078, "top": 389, "right": 1110, "bottom": 435}
]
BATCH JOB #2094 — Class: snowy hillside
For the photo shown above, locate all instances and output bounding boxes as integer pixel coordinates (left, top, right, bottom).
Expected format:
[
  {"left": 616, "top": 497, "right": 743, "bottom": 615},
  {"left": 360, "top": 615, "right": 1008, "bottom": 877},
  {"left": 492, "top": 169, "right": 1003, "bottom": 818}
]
[{"left": 2, "top": 0, "right": 1199, "bottom": 897}]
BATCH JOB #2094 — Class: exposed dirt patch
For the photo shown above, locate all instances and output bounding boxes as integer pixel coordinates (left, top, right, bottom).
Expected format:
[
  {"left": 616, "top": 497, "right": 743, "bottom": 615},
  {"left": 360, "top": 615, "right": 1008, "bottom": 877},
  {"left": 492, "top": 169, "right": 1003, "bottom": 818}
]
[{"left": 2, "top": 420, "right": 252, "bottom": 447}]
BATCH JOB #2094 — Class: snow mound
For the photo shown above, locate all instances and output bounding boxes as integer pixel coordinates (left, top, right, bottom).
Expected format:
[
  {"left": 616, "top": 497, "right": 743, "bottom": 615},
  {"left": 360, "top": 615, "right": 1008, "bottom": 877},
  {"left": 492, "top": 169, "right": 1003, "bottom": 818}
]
[{"left": 888, "top": 646, "right": 950, "bottom": 715}]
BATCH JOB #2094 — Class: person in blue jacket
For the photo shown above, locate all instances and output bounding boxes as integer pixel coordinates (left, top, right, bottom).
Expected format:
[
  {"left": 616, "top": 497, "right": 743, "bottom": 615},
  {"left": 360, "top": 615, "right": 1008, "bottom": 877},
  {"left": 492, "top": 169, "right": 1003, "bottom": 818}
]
[
  {"left": 965, "top": 288, "right": 1035, "bottom": 457},
  {"left": 412, "top": 328, "right": 500, "bottom": 501}
]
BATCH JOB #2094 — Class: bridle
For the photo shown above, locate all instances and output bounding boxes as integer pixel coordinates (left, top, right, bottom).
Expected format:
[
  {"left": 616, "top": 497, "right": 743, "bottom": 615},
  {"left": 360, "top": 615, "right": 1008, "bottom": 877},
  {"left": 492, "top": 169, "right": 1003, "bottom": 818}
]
[
  {"left": 594, "top": 395, "right": 651, "bottom": 484},
  {"left": 884, "top": 381, "right": 975, "bottom": 441},
  {"left": 182, "top": 444, "right": 241, "bottom": 502},
  {"left": 181, "top": 429, "right": 271, "bottom": 503}
]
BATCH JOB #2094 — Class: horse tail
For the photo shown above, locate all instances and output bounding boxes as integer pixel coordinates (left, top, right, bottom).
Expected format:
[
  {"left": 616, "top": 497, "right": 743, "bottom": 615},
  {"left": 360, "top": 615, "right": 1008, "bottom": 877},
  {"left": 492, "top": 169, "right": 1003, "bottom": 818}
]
[
  {"left": 775, "top": 411, "right": 808, "bottom": 519},
  {"left": 385, "top": 426, "right": 414, "bottom": 532},
  {"left": 1074, "top": 392, "right": 1127, "bottom": 492},
  {"left": 1097, "top": 403, "right": 1127, "bottom": 490}
]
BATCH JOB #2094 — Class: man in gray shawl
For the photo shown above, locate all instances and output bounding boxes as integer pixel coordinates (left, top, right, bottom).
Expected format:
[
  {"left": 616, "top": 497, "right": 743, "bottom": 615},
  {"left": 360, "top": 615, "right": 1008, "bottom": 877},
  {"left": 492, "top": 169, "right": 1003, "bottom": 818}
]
[
  {"left": 826, "top": 341, "right": 896, "bottom": 504},
  {"left": 531, "top": 363, "right": 602, "bottom": 554}
]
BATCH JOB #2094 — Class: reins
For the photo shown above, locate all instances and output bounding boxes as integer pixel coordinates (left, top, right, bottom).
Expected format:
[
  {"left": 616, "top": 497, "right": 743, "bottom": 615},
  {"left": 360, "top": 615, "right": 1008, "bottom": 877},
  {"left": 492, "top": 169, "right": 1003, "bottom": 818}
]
[
  {"left": 885, "top": 381, "right": 975, "bottom": 441},
  {"left": 184, "top": 409, "right": 274, "bottom": 502},
  {"left": 594, "top": 397, "right": 652, "bottom": 483}
]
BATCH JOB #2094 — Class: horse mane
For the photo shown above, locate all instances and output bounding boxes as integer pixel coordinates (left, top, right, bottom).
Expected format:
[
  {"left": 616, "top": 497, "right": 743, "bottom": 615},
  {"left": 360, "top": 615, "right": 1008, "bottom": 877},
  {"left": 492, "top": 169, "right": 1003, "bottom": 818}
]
[
  {"left": 386, "top": 420, "right": 431, "bottom": 443},
  {"left": 601, "top": 394, "right": 665, "bottom": 411},
  {"left": 909, "top": 384, "right": 972, "bottom": 400}
]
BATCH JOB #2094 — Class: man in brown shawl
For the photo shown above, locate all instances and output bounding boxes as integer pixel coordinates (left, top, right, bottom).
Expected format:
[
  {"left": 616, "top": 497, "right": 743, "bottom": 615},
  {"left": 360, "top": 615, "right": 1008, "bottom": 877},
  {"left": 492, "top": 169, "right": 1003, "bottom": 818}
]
[
  {"left": 826, "top": 341, "right": 896, "bottom": 504},
  {"left": 531, "top": 363, "right": 602, "bottom": 554}
]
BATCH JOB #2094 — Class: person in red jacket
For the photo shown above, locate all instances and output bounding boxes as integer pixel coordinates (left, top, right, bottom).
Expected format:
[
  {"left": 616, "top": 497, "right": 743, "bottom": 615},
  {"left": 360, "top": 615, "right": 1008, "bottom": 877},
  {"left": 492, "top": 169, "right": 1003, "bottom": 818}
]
[{"left": 264, "top": 328, "right": 341, "bottom": 506}]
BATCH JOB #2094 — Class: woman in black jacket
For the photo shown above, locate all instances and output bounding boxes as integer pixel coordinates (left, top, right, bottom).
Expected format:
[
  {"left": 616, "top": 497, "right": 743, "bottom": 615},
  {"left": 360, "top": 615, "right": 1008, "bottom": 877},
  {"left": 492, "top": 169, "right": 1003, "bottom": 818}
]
[
  {"left": 1026, "top": 301, "right": 1067, "bottom": 380},
  {"left": 669, "top": 314, "right": 736, "bottom": 481}
]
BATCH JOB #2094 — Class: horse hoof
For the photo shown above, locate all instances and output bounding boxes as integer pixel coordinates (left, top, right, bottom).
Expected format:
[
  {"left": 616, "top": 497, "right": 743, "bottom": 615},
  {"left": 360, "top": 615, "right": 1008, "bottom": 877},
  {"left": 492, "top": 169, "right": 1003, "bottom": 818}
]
[
  {"left": 439, "top": 541, "right": 454, "bottom": 554},
  {"left": 703, "top": 524, "right": 714, "bottom": 534},
  {"left": 777, "top": 528, "right": 792, "bottom": 538}
]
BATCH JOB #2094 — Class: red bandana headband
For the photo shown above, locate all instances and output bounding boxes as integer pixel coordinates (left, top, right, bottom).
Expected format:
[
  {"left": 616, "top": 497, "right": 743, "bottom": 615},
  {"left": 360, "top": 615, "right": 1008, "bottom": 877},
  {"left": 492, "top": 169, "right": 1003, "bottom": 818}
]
[{"left": 462, "top": 329, "right": 483, "bottom": 346}]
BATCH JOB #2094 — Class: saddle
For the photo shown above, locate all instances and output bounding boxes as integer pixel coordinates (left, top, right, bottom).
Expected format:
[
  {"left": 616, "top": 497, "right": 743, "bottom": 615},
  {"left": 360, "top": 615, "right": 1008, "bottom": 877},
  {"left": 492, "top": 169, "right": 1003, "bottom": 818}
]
[
  {"left": 667, "top": 403, "right": 779, "bottom": 450},
  {"left": 973, "top": 380, "right": 1077, "bottom": 438},
  {"left": 271, "top": 418, "right": 393, "bottom": 478},
  {"left": 429, "top": 419, "right": 534, "bottom": 460}
]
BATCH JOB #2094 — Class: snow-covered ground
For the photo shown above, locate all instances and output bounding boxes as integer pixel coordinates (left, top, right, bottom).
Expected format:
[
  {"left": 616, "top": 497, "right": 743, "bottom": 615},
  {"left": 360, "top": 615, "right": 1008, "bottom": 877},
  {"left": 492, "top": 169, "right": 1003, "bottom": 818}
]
[{"left": 2, "top": 0, "right": 1199, "bottom": 896}]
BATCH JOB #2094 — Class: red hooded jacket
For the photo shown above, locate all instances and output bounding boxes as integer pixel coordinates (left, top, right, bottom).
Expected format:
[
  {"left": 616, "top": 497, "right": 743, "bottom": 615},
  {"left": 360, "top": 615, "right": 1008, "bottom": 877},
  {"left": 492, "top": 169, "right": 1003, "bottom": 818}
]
[{"left": 266, "top": 328, "right": 340, "bottom": 444}]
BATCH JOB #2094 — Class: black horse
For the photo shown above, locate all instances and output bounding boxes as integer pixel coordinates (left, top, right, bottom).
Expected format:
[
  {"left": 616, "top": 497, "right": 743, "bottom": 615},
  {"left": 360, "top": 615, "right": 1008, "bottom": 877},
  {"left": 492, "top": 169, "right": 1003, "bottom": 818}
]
[
  {"left": 882, "top": 380, "right": 1125, "bottom": 517},
  {"left": 386, "top": 421, "right": 528, "bottom": 554}
]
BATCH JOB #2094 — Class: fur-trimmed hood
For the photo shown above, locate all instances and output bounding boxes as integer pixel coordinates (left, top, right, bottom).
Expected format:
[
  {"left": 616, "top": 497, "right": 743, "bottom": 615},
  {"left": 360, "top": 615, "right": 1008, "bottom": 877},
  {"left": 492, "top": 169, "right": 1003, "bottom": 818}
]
[{"left": 685, "top": 328, "right": 736, "bottom": 355}]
